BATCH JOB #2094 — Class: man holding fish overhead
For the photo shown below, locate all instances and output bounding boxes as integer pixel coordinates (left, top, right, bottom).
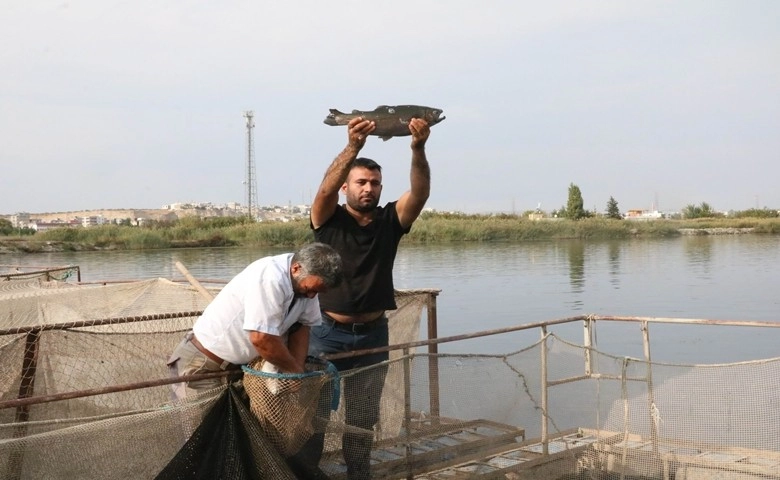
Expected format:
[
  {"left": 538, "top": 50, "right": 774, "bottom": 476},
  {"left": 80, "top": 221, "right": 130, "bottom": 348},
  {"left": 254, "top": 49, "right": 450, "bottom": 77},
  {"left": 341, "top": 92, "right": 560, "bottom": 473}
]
[{"left": 293, "top": 113, "right": 433, "bottom": 479}]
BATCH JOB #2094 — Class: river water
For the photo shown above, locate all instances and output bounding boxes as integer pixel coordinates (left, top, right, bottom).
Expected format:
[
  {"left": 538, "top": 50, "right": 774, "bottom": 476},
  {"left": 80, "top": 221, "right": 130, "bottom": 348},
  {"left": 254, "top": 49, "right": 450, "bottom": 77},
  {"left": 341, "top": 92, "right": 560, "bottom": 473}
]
[{"left": 3, "top": 235, "right": 779, "bottom": 363}]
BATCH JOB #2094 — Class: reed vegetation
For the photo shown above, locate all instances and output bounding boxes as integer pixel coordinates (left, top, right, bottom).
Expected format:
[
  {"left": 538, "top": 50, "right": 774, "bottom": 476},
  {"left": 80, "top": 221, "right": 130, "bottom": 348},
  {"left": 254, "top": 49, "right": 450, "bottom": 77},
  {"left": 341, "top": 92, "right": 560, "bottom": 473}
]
[
  {"left": 7, "top": 213, "right": 780, "bottom": 252},
  {"left": 408, "top": 213, "right": 682, "bottom": 241}
]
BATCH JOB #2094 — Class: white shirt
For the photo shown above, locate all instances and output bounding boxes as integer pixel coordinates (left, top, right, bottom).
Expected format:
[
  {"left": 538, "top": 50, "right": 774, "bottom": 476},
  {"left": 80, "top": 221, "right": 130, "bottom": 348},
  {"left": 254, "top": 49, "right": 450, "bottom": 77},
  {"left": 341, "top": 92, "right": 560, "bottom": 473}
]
[{"left": 192, "top": 253, "right": 321, "bottom": 365}]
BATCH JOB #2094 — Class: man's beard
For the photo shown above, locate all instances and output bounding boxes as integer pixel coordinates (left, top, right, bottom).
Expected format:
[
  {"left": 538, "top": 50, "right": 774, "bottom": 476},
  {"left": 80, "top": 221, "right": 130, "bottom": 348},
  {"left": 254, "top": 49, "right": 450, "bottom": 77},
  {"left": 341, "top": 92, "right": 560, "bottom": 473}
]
[
  {"left": 290, "top": 273, "right": 303, "bottom": 297},
  {"left": 348, "top": 196, "right": 379, "bottom": 212}
]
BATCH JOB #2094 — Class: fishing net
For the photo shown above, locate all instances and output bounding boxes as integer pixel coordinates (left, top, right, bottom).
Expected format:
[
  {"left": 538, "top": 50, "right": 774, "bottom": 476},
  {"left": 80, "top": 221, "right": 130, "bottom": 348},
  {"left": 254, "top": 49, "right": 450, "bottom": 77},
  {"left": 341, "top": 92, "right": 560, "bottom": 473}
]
[
  {"left": 242, "top": 357, "right": 338, "bottom": 456},
  {"left": 155, "top": 385, "right": 295, "bottom": 480},
  {"left": 0, "top": 273, "right": 430, "bottom": 479}
]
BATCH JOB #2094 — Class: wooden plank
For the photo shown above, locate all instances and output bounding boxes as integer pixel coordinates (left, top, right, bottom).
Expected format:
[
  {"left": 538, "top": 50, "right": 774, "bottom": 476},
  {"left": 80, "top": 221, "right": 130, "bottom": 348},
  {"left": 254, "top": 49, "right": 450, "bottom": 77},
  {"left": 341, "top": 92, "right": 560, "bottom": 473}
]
[
  {"left": 581, "top": 429, "right": 780, "bottom": 479},
  {"left": 420, "top": 429, "right": 595, "bottom": 479},
  {"left": 321, "top": 419, "right": 526, "bottom": 480}
]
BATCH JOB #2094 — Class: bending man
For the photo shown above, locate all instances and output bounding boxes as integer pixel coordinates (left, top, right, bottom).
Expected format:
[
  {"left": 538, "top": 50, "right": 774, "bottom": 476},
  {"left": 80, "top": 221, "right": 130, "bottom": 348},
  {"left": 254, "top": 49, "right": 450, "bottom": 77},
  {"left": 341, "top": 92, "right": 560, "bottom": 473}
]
[{"left": 167, "top": 242, "right": 343, "bottom": 398}]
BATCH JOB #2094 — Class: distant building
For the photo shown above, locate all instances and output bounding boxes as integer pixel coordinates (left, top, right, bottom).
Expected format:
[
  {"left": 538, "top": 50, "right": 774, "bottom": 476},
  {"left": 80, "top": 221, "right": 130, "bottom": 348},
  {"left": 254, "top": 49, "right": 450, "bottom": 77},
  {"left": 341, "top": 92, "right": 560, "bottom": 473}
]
[
  {"left": 81, "top": 215, "right": 106, "bottom": 227},
  {"left": 625, "top": 209, "right": 664, "bottom": 220},
  {"left": 293, "top": 204, "right": 310, "bottom": 215},
  {"left": 162, "top": 203, "right": 192, "bottom": 210},
  {"left": 9, "top": 212, "right": 30, "bottom": 228},
  {"left": 30, "top": 219, "right": 80, "bottom": 232}
]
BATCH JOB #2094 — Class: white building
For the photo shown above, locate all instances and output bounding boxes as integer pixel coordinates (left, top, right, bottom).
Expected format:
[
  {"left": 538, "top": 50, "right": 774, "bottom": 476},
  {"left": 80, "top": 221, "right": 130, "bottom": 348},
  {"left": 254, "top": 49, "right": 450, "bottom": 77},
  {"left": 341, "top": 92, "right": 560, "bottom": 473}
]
[
  {"left": 81, "top": 215, "right": 106, "bottom": 227},
  {"left": 9, "top": 213, "right": 30, "bottom": 228},
  {"left": 625, "top": 209, "right": 664, "bottom": 220}
]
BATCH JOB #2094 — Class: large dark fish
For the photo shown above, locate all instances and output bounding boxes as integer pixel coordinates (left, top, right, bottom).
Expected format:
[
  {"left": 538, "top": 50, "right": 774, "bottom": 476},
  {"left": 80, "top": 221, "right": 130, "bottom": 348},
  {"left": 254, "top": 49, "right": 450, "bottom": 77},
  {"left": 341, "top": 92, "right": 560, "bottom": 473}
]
[{"left": 323, "top": 105, "right": 445, "bottom": 141}]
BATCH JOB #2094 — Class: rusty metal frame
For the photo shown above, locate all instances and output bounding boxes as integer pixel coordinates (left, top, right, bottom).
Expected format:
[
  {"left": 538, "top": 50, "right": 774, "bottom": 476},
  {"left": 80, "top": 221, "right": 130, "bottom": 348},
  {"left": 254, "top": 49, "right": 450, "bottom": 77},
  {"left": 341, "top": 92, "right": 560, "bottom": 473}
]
[{"left": 3, "top": 297, "right": 780, "bottom": 469}]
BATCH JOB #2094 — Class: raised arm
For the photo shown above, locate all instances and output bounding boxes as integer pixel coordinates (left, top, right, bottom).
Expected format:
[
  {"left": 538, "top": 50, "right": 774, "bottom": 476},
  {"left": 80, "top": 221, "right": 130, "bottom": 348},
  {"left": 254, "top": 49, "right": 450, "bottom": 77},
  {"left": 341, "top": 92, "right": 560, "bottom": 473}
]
[
  {"left": 396, "top": 118, "right": 432, "bottom": 229},
  {"left": 310, "top": 117, "right": 376, "bottom": 229}
]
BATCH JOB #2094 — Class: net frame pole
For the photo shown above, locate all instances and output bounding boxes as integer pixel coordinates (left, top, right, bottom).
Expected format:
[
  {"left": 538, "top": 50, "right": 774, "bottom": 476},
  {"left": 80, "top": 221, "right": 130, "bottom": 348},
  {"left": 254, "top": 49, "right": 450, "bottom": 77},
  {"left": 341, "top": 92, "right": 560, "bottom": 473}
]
[
  {"left": 540, "top": 325, "right": 549, "bottom": 456},
  {"left": 402, "top": 348, "right": 414, "bottom": 480},
  {"left": 175, "top": 261, "right": 214, "bottom": 302},
  {"left": 15, "top": 330, "right": 40, "bottom": 424},
  {"left": 642, "top": 320, "right": 661, "bottom": 467},
  {"left": 0, "top": 371, "right": 233, "bottom": 410},
  {"left": 584, "top": 316, "right": 594, "bottom": 377},
  {"left": 426, "top": 292, "right": 441, "bottom": 426}
]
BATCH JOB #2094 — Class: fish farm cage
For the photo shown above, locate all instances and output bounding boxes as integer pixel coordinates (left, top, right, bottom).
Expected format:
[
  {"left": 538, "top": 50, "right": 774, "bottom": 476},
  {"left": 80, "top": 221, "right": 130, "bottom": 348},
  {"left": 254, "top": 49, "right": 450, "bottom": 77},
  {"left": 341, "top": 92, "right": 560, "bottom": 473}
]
[{"left": 1, "top": 266, "right": 780, "bottom": 479}]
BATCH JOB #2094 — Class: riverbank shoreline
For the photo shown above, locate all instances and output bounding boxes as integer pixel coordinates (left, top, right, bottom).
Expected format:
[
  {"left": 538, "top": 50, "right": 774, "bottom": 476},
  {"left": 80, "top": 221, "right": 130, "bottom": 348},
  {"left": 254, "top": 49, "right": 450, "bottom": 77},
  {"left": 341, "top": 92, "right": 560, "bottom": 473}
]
[
  {"left": 677, "top": 227, "right": 755, "bottom": 235},
  {"left": 0, "top": 227, "right": 765, "bottom": 254}
]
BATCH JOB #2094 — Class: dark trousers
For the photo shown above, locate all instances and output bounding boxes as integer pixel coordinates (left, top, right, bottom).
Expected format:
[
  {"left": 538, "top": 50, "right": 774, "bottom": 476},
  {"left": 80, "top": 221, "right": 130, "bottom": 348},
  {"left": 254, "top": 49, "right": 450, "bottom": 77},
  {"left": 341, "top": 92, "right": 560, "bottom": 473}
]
[{"left": 289, "top": 314, "right": 389, "bottom": 480}]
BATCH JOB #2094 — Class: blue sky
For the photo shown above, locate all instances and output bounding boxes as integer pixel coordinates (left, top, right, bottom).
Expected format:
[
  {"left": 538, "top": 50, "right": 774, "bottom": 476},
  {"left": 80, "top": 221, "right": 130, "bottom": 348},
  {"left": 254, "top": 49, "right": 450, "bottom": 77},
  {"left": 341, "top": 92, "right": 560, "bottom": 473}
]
[{"left": 2, "top": 1, "right": 778, "bottom": 215}]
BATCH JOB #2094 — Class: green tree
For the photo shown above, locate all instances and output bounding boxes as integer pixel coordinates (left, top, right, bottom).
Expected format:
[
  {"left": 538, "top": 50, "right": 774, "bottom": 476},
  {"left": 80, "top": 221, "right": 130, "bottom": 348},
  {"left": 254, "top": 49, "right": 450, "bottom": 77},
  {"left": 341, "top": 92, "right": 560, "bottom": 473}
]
[
  {"left": 552, "top": 206, "right": 566, "bottom": 218},
  {"left": 682, "top": 202, "right": 717, "bottom": 219},
  {"left": 606, "top": 196, "right": 622, "bottom": 219},
  {"left": 565, "top": 183, "right": 586, "bottom": 220},
  {"left": 0, "top": 218, "right": 13, "bottom": 235}
]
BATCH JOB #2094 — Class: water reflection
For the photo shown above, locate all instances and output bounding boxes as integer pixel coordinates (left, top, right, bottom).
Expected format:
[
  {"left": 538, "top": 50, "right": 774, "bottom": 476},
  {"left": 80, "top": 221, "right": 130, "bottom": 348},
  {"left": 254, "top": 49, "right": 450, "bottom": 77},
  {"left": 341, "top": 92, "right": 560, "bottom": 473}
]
[
  {"left": 683, "top": 237, "right": 713, "bottom": 281},
  {"left": 608, "top": 241, "right": 621, "bottom": 290},
  {"left": 566, "top": 240, "right": 585, "bottom": 310}
]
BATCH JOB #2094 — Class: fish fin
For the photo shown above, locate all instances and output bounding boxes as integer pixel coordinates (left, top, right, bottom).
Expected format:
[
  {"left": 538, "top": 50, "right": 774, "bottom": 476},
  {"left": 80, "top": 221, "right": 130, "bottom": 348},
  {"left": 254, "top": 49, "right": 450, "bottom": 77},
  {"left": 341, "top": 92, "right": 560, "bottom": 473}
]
[
  {"left": 380, "top": 135, "right": 393, "bottom": 141},
  {"left": 351, "top": 109, "right": 362, "bottom": 114}
]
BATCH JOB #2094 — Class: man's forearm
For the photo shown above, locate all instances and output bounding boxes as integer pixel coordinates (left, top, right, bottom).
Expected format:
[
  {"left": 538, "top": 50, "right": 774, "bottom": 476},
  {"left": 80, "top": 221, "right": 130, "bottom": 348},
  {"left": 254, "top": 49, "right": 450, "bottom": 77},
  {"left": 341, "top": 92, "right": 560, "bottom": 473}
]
[
  {"left": 311, "top": 145, "right": 360, "bottom": 228},
  {"left": 288, "top": 325, "right": 310, "bottom": 368},
  {"left": 410, "top": 147, "right": 431, "bottom": 198},
  {"left": 320, "top": 145, "right": 359, "bottom": 194},
  {"left": 250, "top": 331, "right": 304, "bottom": 373}
]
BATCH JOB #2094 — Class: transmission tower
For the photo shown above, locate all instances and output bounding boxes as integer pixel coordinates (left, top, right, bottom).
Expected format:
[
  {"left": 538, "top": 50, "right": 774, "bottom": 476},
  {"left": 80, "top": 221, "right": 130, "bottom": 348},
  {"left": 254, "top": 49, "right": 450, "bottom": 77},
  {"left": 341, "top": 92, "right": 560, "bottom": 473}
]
[{"left": 243, "top": 111, "right": 258, "bottom": 220}]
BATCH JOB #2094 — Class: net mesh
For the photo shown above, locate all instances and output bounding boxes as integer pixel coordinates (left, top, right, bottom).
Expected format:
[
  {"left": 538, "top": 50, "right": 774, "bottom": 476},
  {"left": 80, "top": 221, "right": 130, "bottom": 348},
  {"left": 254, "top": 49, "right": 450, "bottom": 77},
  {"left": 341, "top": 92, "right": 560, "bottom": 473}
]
[
  {"left": 0, "top": 276, "right": 209, "bottom": 424},
  {"left": 1, "top": 272, "right": 780, "bottom": 479},
  {"left": 242, "top": 357, "right": 335, "bottom": 456}
]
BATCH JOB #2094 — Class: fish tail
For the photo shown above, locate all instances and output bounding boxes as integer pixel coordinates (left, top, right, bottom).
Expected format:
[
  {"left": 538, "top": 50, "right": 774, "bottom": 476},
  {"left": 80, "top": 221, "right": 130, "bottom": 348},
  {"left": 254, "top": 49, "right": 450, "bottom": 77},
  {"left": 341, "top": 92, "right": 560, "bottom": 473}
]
[{"left": 323, "top": 109, "right": 345, "bottom": 126}]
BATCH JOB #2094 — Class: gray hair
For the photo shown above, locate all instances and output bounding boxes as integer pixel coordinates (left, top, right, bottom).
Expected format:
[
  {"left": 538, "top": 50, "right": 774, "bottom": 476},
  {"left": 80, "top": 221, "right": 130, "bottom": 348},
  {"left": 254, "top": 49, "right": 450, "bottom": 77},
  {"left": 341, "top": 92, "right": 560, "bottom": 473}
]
[{"left": 292, "top": 242, "right": 343, "bottom": 288}]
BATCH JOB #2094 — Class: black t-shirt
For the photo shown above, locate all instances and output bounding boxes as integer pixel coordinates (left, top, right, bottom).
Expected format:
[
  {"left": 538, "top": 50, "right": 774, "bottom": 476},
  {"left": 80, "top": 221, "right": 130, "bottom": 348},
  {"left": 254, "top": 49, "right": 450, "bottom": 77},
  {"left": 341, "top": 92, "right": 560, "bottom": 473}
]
[{"left": 313, "top": 202, "right": 409, "bottom": 314}]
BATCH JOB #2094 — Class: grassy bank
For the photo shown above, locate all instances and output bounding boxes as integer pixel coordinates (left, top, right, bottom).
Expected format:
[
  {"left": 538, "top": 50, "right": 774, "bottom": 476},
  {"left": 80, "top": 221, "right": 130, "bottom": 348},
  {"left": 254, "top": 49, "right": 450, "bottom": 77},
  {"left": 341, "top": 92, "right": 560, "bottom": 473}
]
[{"left": 2, "top": 214, "right": 779, "bottom": 253}]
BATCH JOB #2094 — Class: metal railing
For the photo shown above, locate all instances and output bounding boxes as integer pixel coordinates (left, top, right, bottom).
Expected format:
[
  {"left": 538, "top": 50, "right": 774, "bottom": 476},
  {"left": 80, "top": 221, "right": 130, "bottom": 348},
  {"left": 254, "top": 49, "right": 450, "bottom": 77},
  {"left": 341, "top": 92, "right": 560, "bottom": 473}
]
[
  {"left": 3, "top": 288, "right": 780, "bottom": 463},
  {"left": 0, "top": 265, "right": 81, "bottom": 282}
]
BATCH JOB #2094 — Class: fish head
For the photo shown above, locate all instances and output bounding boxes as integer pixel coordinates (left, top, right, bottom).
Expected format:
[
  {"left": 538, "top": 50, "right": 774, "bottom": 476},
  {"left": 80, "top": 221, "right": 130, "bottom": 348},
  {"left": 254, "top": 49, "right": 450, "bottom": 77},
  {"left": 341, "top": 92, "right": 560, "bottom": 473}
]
[{"left": 420, "top": 107, "right": 445, "bottom": 127}]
